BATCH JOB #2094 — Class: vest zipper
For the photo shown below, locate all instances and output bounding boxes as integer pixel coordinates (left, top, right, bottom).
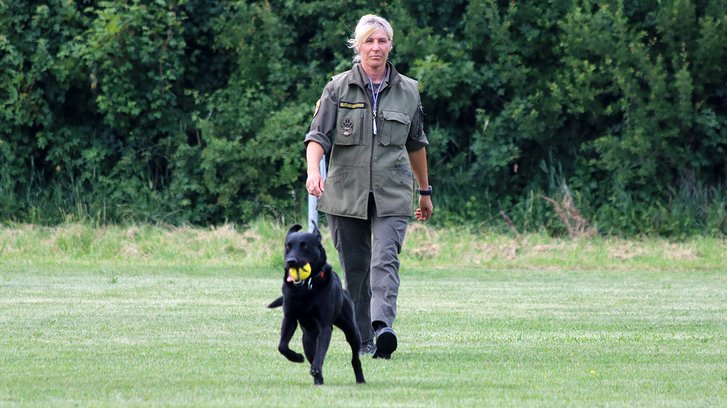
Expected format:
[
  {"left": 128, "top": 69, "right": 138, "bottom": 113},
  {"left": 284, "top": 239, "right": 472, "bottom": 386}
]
[
  {"left": 357, "top": 82, "right": 377, "bottom": 195},
  {"left": 369, "top": 97, "right": 376, "bottom": 194}
]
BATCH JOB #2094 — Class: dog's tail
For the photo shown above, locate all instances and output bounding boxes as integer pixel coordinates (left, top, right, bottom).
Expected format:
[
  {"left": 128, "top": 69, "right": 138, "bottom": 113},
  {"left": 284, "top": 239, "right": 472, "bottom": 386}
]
[{"left": 268, "top": 296, "right": 283, "bottom": 308}]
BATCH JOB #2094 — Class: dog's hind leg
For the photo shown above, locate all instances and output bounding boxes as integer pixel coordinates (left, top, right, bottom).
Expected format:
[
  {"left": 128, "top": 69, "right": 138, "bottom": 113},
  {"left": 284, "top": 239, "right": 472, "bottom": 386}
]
[
  {"left": 345, "top": 331, "right": 366, "bottom": 384},
  {"left": 335, "top": 306, "right": 366, "bottom": 384},
  {"left": 277, "top": 316, "right": 304, "bottom": 363}
]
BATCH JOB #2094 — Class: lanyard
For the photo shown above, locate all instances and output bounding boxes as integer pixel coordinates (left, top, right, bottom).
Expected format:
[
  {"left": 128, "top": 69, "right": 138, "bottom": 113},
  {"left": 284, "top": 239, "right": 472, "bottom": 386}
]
[{"left": 367, "top": 69, "right": 386, "bottom": 135}]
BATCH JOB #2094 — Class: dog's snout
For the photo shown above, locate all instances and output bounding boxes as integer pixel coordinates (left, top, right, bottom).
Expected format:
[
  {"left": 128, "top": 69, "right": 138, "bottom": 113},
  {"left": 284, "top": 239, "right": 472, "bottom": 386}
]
[{"left": 285, "top": 258, "right": 298, "bottom": 268}]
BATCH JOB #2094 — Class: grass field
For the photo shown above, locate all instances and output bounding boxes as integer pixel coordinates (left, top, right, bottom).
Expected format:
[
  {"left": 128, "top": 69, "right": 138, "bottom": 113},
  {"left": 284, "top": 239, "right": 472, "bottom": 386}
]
[{"left": 1, "top": 222, "right": 725, "bottom": 406}]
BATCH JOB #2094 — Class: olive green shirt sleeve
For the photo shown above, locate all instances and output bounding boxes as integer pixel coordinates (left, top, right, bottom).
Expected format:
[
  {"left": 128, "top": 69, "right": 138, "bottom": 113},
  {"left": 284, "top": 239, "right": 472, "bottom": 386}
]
[
  {"left": 405, "top": 101, "right": 428, "bottom": 152},
  {"left": 304, "top": 84, "right": 337, "bottom": 155}
]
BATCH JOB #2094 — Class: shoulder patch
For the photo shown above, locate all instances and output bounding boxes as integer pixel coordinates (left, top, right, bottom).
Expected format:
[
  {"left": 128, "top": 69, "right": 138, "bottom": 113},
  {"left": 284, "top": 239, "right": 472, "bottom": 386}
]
[{"left": 313, "top": 99, "right": 321, "bottom": 118}]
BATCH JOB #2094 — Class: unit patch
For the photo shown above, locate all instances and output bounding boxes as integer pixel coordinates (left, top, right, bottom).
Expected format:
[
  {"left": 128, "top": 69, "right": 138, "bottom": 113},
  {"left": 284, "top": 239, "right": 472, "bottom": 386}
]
[
  {"left": 339, "top": 101, "right": 367, "bottom": 109},
  {"left": 341, "top": 118, "right": 354, "bottom": 136}
]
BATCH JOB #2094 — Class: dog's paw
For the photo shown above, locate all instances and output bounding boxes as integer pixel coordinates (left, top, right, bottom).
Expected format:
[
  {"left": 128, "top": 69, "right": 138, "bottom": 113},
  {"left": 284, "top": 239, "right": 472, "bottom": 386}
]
[
  {"left": 282, "top": 349, "right": 305, "bottom": 363},
  {"left": 310, "top": 368, "right": 324, "bottom": 385}
]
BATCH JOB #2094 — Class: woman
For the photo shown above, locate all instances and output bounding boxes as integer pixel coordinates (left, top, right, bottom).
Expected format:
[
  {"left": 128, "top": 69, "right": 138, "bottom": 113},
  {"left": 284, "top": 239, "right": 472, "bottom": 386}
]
[{"left": 304, "top": 14, "right": 433, "bottom": 359}]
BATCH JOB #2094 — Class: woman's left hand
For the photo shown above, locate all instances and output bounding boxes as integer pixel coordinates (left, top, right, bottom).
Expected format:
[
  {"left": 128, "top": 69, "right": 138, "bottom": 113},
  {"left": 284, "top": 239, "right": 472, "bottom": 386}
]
[{"left": 415, "top": 196, "right": 433, "bottom": 221}]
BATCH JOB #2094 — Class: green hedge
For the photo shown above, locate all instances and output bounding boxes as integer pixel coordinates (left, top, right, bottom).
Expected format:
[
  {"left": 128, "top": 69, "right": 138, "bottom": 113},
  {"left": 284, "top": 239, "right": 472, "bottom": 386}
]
[{"left": 1, "top": 0, "right": 725, "bottom": 236}]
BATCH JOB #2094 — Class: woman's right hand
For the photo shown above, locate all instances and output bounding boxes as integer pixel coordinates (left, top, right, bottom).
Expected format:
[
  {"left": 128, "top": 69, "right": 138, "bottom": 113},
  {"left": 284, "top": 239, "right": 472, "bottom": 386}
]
[
  {"left": 306, "top": 172, "right": 325, "bottom": 198},
  {"left": 305, "top": 141, "right": 326, "bottom": 198}
]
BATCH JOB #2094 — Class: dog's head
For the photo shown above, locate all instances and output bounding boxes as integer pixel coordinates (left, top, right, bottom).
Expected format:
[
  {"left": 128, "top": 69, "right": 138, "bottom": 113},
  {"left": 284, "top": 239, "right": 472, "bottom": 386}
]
[{"left": 284, "top": 223, "right": 327, "bottom": 285}]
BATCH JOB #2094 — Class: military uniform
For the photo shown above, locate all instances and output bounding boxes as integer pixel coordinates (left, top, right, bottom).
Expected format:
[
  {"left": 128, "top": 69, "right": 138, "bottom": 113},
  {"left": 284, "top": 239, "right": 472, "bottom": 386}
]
[{"left": 304, "top": 62, "right": 428, "bottom": 343}]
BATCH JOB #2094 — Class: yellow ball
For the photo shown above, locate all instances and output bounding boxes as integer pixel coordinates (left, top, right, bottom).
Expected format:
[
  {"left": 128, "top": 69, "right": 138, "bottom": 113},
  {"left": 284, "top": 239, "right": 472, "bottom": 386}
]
[{"left": 290, "top": 263, "right": 312, "bottom": 281}]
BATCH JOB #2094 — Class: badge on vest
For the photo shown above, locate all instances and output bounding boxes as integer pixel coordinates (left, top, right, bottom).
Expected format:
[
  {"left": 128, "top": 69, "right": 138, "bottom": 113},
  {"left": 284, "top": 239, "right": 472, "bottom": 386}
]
[
  {"left": 341, "top": 118, "right": 354, "bottom": 136},
  {"left": 339, "top": 101, "right": 367, "bottom": 109}
]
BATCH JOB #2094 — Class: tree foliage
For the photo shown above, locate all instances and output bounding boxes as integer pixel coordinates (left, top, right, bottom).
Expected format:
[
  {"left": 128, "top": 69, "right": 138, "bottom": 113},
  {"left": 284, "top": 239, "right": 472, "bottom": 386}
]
[{"left": 1, "top": 0, "right": 725, "bottom": 235}]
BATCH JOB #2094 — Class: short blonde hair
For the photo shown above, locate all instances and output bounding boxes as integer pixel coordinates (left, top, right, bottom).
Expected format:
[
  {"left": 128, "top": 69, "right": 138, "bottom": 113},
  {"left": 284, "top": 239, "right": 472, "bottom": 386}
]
[{"left": 347, "top": 14, "right": 394, "bottom": 63}]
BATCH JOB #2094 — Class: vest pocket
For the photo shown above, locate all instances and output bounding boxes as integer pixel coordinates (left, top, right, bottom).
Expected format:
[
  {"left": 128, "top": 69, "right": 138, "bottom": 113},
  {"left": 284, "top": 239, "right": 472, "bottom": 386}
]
[
  {"left": 335, "top": 109, "right": 366, "bottom": 146},
  {"left": 379, "top": 110, "right": 411, "bottom": 146}
]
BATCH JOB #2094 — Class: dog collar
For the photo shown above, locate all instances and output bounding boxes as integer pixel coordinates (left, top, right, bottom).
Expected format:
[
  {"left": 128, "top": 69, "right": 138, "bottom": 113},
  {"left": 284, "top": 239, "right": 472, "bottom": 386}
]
[{"left": 306, "top": 271, "right": 326, "bottom": 290}]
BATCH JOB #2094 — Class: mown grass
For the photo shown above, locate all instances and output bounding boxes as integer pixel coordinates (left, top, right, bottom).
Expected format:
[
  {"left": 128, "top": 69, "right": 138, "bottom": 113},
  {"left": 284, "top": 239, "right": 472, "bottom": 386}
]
[{"left": 0, "top": 221, "right": 725, "bottom": 406}]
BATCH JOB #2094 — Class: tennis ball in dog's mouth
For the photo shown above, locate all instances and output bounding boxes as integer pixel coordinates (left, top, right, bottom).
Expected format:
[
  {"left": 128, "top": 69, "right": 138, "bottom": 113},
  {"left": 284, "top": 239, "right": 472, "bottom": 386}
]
[{"left": 289, "top": 263, "right": 312, "bottom": 281}]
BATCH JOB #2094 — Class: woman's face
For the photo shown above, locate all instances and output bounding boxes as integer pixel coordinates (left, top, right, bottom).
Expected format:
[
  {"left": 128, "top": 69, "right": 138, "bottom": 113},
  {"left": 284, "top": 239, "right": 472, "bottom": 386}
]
[{"left": 358, "top": 29, "right": 391, "bottom": 72}]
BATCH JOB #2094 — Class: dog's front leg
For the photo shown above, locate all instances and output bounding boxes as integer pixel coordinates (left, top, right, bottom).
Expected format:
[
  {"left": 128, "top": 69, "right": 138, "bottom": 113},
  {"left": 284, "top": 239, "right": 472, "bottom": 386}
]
[
  {"left": 310, "top": 325, "right": 332, "bottom": 385},
  {"left": 278, "top": 316, "right": 304, "bottom": 363}
]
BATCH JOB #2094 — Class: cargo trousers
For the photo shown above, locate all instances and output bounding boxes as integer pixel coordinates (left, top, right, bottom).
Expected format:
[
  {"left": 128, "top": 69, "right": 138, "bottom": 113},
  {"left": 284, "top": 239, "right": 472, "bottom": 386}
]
[{"left": 326, "top": 193, "right": 408, "bottom": 343}]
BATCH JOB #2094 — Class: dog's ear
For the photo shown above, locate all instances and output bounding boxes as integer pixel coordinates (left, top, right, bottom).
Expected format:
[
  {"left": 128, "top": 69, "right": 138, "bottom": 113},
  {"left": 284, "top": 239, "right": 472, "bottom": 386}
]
[
  {"left": 312, "top": 222, "right": 322, "bottom": 241},
  {"left": 287, "top": 224, "right": 303, "bottom": 236}
]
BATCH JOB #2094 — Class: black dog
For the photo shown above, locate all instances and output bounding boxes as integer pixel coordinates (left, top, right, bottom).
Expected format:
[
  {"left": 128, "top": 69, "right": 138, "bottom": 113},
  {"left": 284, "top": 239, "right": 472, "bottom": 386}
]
[{"left": 268, "top": 224, "right": 365, "bottom": 385}]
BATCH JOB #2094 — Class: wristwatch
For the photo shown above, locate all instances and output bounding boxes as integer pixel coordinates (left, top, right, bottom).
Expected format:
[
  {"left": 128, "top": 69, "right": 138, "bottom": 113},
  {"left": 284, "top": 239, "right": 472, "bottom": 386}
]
[{"left": 418, "top": 185, "right": 432, "bottom": 196}]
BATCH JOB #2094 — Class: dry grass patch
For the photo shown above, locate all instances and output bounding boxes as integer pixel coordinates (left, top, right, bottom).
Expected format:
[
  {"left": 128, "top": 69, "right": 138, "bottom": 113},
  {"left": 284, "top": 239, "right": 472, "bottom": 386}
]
[{"left": 1, "top": 221, "right": 724, "bottom": 272}]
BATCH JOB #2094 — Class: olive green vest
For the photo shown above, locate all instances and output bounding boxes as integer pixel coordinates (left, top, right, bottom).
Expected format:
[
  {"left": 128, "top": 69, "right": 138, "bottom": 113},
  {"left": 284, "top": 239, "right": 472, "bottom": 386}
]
[{"left": 318, "top": 64, "right": 421, "bottom": 219}]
